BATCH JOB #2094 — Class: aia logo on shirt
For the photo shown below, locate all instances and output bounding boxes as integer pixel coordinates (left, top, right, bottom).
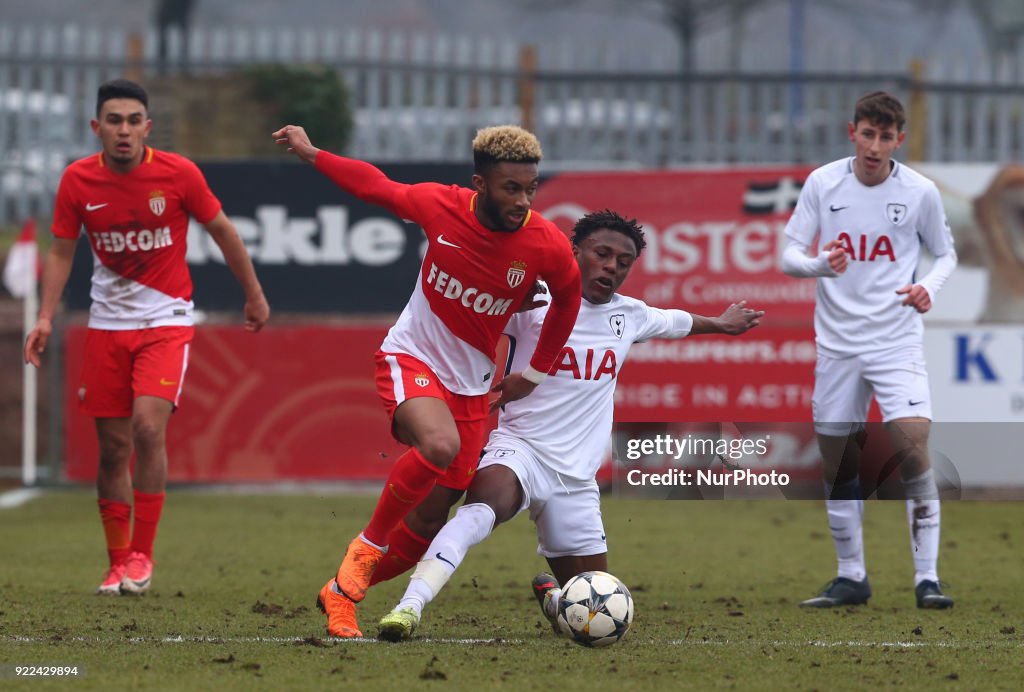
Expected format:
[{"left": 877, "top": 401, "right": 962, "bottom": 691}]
[
  {"left": 506, "top": 260, "right": 526, "bottom": 288},
  {"left": 149, "top": 190, "right": 166, "bottom": 216},
  {"left": 834, "top": 232, "right": 895, "bottom": 262},
  {"left": 550, "top": 346, "right": 618, "bottom": 381}
]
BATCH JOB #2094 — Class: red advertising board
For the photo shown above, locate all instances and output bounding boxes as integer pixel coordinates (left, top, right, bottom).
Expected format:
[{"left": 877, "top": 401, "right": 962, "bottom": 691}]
[
  {"left": 535, "top": 167, "right": 817, "bottom": 324},
  {"left": 63, "top": 323, "right": 821, "bottom": 483},
  {"left": 63, "top": 323, "right": 408, "bottom": 483},
  {"left": 614, "top": 327, "right": 816, "bottom": 422}
]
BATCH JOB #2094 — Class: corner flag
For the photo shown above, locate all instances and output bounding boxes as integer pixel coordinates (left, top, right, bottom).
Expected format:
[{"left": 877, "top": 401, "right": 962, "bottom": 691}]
[
  {"left": 3, "top": 218, "right": 39, "bottom": 299},
  {"left": 4, "top": 218, "right": 40, "bottom": 485}
]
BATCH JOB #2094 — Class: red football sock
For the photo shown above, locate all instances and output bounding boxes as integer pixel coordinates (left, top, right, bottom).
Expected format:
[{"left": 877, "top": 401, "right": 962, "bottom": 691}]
[
  {"left": 370, "top": 519, "right": 432, "bottom": 585},
  {"left": 363, "top": 448, "right": 444, "bottom": 547},
  {"left": 98, "top": 498, "right": 132, "bottom": 567},
  {"left": 130, "top": 490, "right": 165, "bottom": 558}
]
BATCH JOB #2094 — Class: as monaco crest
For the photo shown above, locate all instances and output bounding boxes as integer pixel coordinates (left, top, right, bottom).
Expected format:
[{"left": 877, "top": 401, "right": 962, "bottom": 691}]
[
  {"left": 507, "top": 260, "right": 527, "bottom": 288},
  {"left": 414, "top": 373, "right": 430, "bottom": 387},
  {"left": 149, "top": 191, "right": 166, "bottom": 217}
]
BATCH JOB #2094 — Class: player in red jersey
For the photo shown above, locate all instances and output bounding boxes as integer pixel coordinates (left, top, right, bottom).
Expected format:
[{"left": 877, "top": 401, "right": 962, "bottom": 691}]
[
  {"left": 274, "top": 123, "right": 582, "bottom": 637},
  {"left": 24, "top": 79, "right": 270, "bottom": 595}
]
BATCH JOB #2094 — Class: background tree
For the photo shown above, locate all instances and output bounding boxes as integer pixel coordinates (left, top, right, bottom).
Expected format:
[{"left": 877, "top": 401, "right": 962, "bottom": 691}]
[{"left": 244, "top": 65, "right": 354, "bottom": 155}]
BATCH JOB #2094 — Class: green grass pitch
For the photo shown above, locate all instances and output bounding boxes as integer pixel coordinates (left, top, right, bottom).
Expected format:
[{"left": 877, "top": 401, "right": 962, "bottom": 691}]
[{"left": 1, "top": 491, "right": 1021, "bottom": 690}]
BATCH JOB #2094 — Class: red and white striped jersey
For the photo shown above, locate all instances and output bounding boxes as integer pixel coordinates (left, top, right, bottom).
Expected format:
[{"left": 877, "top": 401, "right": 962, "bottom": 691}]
[
  {"left": 315, "top": 152, "right": 581, "bottom": 395},
  {"left": 52, "top": 147, "right": 221, "bottom": 329}
]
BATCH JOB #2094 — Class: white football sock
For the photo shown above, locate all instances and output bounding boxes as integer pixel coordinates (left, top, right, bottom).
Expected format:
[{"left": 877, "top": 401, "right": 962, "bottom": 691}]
[
  {"left": 397, "top": 503, "right": 496, "bottom": 615},
  {"left": 903, "top": 470, "right": 940, "bottom": 584},
  {"left": 827, "top": 498, "right": 866, "bottom": 581}
]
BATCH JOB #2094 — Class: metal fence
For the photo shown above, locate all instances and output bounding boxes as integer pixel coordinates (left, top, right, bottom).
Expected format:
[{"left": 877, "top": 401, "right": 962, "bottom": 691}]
[{"left": 2, "top": 22, "right": 1024, "bottom": 224}]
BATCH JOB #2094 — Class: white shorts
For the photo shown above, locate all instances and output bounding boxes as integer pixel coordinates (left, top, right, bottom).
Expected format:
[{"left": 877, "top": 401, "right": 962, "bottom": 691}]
[
  {"left": 812, "top": 344, "right": 932, "bottom": 436},
  {"left": 479, "top": 432, "right": 607, "bottom": 559}
]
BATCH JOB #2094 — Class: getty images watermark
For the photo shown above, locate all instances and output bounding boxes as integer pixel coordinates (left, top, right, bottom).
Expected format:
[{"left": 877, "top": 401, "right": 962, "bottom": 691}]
[
  {"left": 611, "top": 422, "right": 978, "bottom": 500},
  {"left": 620, "top": 432, "right": 790, "bottom": 490}
]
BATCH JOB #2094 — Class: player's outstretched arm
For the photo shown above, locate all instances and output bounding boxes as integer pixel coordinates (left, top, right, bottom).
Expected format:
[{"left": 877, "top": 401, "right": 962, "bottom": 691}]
[
  {"left": 24, "top": 236, "right": 78, "bottom": 367},
  {"left": 273, "top": 124, "right": 416, "bottom": 217},
  {"left": 689, "top": 300, "right": 764, "bottom": 336},
  {"left": 203, "top": 211, "right": 270, "bottom": 332},
  {"left": 272, "top": 124, "right": 320, "bottom": 164}
]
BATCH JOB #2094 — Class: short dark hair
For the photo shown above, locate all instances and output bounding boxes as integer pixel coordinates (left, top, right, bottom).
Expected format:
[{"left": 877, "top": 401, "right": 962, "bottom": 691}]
[
  {"left": 571, "top": 209, "right": 647, "bottom": 258},
  {"left": 96, "top": 79, "right": 149, "bottom": 116},
  {"left": 472, "top": 125, "right": 542, "bottom": 174},
  {"left": 853, "top": 91, "right": 905, "bottom": 131}
]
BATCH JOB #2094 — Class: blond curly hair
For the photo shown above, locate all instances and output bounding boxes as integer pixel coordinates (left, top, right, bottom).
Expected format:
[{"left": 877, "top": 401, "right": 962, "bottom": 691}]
[{"left": 472, "top": 125, "right": 542, "bottom": 171}]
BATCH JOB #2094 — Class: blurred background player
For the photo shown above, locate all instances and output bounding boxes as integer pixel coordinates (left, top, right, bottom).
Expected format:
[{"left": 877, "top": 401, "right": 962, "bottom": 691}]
[
  {"left": 23, "top": 79, "right": 270, "bottom": 596},
  {"left": 273, "top": 123, "right": 581, "bottom": 637},
  {"left": 376, "top": 209, "right": 764, "bottom": 640},
  {"left": 781, "top": 91, "right": 957, "bottom": 609},
  {"left": 959, "top": 164, "right": 1024, "bottom": 322}
]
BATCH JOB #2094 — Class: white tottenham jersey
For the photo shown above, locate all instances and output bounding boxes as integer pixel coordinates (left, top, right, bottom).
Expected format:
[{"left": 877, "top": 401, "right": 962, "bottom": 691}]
[
  {"left": 785, "top": 157, "right": 954, "bottom": 356},
  {"left": 496, "top": 294, "right": 693, "bottom": 481}
]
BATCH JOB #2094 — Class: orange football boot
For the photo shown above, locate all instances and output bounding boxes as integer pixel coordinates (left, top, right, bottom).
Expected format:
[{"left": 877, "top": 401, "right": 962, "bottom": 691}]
[
  {"left": 316, "top": 579, "right": 363, "bottom": 638},
  {"left": 96, "top": 563, "right": 127, "bottom": 595},
  {"left": 334, "top": 535, "right": 386, "bottom": 602}
]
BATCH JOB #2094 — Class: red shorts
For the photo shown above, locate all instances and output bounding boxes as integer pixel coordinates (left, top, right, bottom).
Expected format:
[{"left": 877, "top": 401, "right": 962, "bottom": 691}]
[
  {"left": 78, "top": 326, "right": 194, "bottom": 418},
  {"left": 375, "top": 350, "right": 490, "bottom": 491}
]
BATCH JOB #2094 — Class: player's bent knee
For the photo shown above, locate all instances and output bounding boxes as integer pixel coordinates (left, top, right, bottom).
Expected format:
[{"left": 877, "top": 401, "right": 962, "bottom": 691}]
[{"left": 416, "top": 435, "right": 461, "bottom": 468}]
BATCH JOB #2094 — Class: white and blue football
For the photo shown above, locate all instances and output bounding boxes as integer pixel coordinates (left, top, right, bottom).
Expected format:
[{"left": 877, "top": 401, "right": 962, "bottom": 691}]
[{"left": 555, "top": 571, "right": 634, "bottom": 647}]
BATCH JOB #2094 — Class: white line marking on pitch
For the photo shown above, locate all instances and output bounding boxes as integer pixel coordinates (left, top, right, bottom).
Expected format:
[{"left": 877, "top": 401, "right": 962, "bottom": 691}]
[
  {"left": 671, "top": 639, "right": 1021, "bottom": 648},
  {"left": 6, "top": 635, "right": 1020, "bottom": 648},
  {"left": 0, "top": 488, "right": 42, "bottom": 509},
  {"left": 5, "top": 635, "right": 523, "bottom": 645}
]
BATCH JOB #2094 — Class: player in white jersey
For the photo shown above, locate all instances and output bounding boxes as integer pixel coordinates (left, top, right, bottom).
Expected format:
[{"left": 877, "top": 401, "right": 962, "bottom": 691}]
[
  {"left": 376, "top": 209, "right": 764, "bottom": 640},
  {"left": 781, "top": 92, "right": 957, "bottom": 609}
]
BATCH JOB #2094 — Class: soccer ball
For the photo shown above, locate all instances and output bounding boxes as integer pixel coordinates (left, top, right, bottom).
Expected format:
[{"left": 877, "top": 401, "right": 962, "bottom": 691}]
[{"left": 555, "top": 571, "right": 634, "bottom": 647}]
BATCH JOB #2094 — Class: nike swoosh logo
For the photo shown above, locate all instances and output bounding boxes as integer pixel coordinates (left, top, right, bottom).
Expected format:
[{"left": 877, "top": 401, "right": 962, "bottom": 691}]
[
  {"left": 908, "top": 399, "right": 925, "bottom": 406},
  {"left": 86, "top": 202, "right": 108, "bottom": 211},
  {"left": 829, "top": 205, "right": 848, "bottom": 212},
  {"left": 435, "top": 552, "right": 456, "bottom": 569},
  {"left": 437, "top": 235, "right": 462, "bottom": 249},
  {"left": 159, "top": 378, "right": 178, "bottom": 386}
]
